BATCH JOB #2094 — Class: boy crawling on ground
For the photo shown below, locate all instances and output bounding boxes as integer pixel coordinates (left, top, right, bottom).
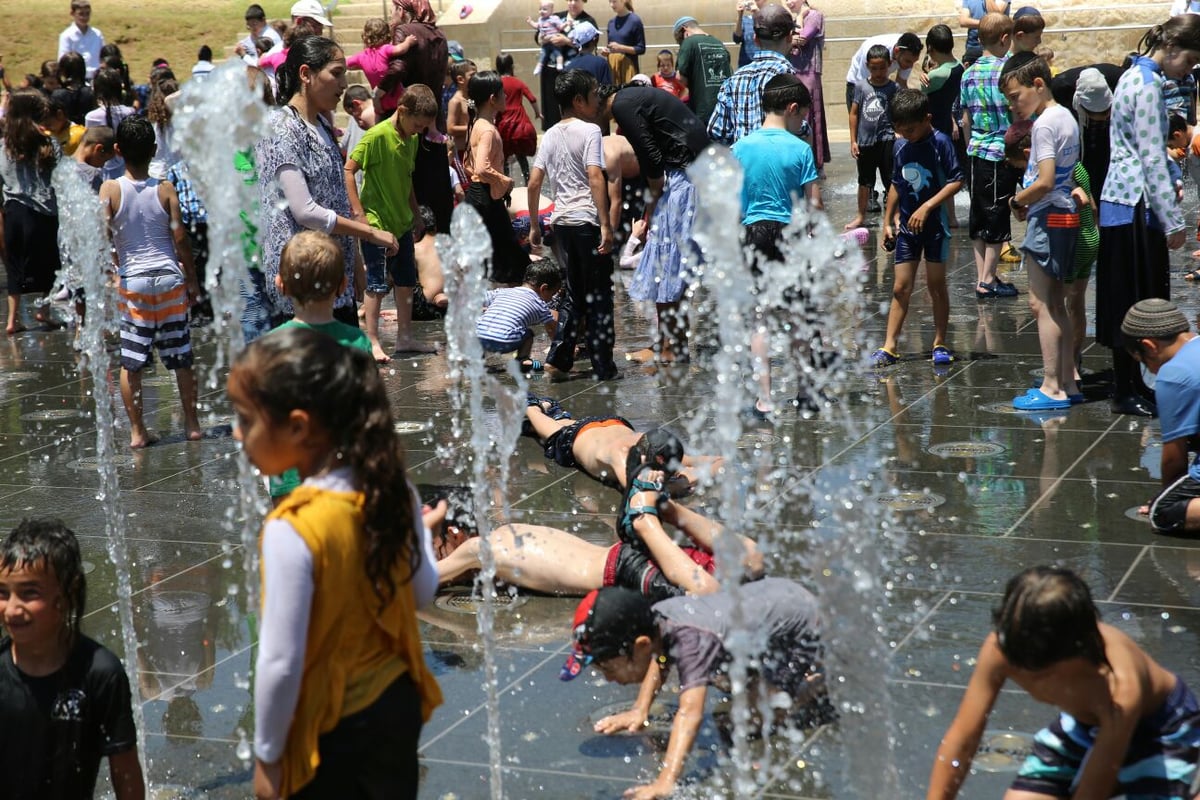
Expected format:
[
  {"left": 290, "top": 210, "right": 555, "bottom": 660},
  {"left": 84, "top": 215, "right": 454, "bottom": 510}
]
[
  {"left": 561, "top": 579, "right": 832, "bottom": 800},
  {"left": 926, "top": 565, "right": 1200, "bottom": 799}
]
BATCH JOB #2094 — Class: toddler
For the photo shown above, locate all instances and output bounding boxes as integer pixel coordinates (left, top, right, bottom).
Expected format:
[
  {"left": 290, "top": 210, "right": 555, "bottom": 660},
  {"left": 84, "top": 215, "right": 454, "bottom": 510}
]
[
  {"left": 476, "top": 258, "right": 560, "bottom": 369},
  {"left": 527, "top": 0, "right": 567, "bottom": 74}
]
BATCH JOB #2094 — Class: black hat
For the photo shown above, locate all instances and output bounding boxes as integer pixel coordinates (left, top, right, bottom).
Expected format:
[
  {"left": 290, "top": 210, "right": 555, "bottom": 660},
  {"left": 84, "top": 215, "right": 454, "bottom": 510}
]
[
  {"left": 753, "top": 4, "right": 795, "bottom": 41},
  {"left": 560, "top": 588, "right": 657, "bottom": 680}
]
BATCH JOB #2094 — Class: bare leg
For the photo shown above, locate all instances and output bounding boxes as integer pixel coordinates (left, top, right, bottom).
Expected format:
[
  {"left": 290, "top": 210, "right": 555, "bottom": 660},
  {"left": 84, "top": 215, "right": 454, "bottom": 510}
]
[
  {"left": 979, "top": 241, "right": 1002, "bottom": 287},
  {"left": 846, "top": 186, "right": 866, "bottom": 230},
  {"left": 174, "top": 366, "right": 203, "bottom": 441},
  {"left": 751, "top": 325, "right": 772, "bottom": 413},
  {"left": 525, "top": 402, "right": 575, "bottom": 440},
  {"left": 926, "top": 261, "right": 950, "bottom": 349},
  {"left": 1026, "top": 266, "right": 1077, "bottom": 399},
  {"left": 882, "top": 261, "right": 917, "bottom": 353},
  {"left": 392, "top": 285, "right": 437, "bottom": 354},
  {"left": 121, "top": 368, "right": 157, "bottom": 448},
  {"left": 6, "top": 293, "right": 24, "bottom": 335},
  {"left": 362, "top": 291, "right": 390, "bottom": 363}
]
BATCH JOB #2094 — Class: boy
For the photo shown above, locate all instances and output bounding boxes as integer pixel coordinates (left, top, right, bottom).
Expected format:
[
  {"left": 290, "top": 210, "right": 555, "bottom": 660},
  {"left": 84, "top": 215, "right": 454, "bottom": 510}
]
[
  {"left": 926, "top": 565, "right": 1200, "bottom": 799},
  {"left": 873, "top": 90, "right": 963, "bottom": 368},
  {"left": 526, "top": 69, "right": 619, "bottom": 381},
  {"left": 1122, "top": 300, "right": 1200, "bottom": 534},
  {"left": 1003, "top": 52, "right": 1081, "bottom": 410},
  {"left": 651, "top": 50, "right": 688, "bottom": 101},
  {"left": 1009, "top": 6, "right": 1045, "bottom": 55},
  {"left": 731, "top": 73, "right": 821, "bottom": 418},
  {"left": 57, "top": 0, "right": 104, "bottom": 80},
  {"left": 345, "top": 83, "right": 440, "bottom": 362},
  {"left": 340, "top": 84, "right": 375, "bottom": 162},
  {"left": 922, "top": 25, "right": 965, "bottom": 227},
  {"left": 100, "top": 116, "right": 201, "bottom": 448},
  {"left": 0, "top": 520, "right": 144, "bottom": 799},
  {"left": 564, "top": 580, "right": 831, "bottom": 799},
  {"left": 72, "top": 125, "right": 114, "bottom": 193},
  {"left": 446, "top": 60, "right": 476, "bottom": 170},
  {"left": 846, "top": 44, "right": 899, "bottom": 230},
  {"left": 960, "top": 12, "right": 1019, "bottom": 298},
  {"left": 475, "top": 258, "right": 560, "bottom": 366}
]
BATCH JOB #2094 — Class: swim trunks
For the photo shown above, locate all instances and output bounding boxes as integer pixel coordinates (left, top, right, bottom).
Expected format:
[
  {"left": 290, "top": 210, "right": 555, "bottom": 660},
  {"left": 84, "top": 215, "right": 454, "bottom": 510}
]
[
  {"left": 603, "top": 542, "right": 715, "bottom": 602},
  {"left": 541, "top": 415, "right": 633, "bottom": 469}
]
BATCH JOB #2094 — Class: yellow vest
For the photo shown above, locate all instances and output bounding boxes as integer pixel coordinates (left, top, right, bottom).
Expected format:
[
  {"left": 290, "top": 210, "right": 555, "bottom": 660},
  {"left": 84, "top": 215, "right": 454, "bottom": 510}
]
[{"left": 264, "top": 484, "right": 443, "bottom": 797}]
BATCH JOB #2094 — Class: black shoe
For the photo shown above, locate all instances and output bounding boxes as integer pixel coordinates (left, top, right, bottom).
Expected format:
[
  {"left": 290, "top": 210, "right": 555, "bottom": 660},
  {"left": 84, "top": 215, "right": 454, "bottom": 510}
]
[{"left": 1111, "top": 394, "right": 1157, "bottom": 418}]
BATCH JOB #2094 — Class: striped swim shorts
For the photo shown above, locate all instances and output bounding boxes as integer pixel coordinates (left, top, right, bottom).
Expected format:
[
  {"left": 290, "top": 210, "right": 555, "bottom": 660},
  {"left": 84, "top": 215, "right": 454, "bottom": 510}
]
[{"left": 118, "top": 271, "right": 193, "bottom": 372}]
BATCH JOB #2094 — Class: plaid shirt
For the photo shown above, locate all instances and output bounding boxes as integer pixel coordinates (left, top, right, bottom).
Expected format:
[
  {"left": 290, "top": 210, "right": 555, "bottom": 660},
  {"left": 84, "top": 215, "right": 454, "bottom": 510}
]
[
  {"left": 707, "top": 51, "right": 795, "bottom": 146},
  {"left": 165, "top": 161, "right": 208, "bottom": 225},
  {"left": 959, "top": 53, "right": 1010, "bottom": 162}
]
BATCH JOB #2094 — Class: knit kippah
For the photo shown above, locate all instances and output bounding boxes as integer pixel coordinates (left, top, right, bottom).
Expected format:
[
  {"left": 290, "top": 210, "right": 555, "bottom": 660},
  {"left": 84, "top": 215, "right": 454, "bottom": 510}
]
[{"left": 1121, "top": 298, "right": 1190, "bottom": 340}]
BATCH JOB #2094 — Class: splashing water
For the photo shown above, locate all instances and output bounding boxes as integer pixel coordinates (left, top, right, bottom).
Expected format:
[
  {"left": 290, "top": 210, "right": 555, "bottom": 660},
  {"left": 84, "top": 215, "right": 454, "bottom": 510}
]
[{"left": 438, "top": 203, "right": 528, "bottom": 800}]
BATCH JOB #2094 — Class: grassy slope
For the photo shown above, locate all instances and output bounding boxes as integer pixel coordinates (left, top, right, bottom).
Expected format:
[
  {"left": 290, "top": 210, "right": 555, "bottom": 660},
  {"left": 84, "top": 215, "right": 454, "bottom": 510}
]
[{"left": 0, "top": 0, "right": 294, "bottom": 86}]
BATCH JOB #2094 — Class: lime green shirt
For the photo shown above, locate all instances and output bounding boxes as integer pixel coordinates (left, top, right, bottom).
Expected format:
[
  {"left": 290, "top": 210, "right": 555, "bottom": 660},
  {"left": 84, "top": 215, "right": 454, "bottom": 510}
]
[{"left": 349, "top": 119, "right": 417, "bottom": 236}]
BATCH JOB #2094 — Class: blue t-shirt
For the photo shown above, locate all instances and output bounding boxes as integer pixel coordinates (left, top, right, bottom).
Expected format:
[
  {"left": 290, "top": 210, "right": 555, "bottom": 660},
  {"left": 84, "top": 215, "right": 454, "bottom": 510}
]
[
  {"left": 1155, "top": 336, "right": 1200, "bottom": 481},
  {"left": 891, "top": 128, "right": 964, "bottom": 232},
  {"left": 962, "top": 0, "right": 986, "bottom": 51},
  {"left": 1020, "top": 104, "right": 1079, "bottom": 214},
  {"left": 731, "top": 128, "right": 819, "bottom": 225},
  {"left": 853, "top": 80, "right": 899, "bottom": 146}
]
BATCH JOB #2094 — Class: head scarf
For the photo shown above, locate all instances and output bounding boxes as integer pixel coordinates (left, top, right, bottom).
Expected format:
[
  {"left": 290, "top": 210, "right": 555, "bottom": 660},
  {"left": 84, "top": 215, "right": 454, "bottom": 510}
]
[{"left": 394, "top": 0, "right": 436, "bottom": 24}]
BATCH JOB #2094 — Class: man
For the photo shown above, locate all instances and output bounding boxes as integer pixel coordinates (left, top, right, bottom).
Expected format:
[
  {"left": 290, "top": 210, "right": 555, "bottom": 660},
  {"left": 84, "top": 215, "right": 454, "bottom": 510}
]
[
  {"left": 1122, "top": 300, "right": 1200, "bottom": 535},
  {"left": 57, "top": 0, "right": 105, "bottom": 81},
  {"left": 672, "top": 16, "right": 733, "bottom": 125},
  {"left": 236, "top": 3, "right": 284, "bottom": 65},
  {"left": 707, "top": 3, "right": 797, "bottom": 147},
  {"left": 290, "top": 0, "right": 332, "bottom": 35}
]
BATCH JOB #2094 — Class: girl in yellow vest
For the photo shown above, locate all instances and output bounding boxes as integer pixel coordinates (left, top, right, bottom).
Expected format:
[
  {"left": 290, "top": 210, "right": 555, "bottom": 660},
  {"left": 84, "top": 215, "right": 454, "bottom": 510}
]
[{"left": 228, "top": 325, "right": 443, "bottom": 800}]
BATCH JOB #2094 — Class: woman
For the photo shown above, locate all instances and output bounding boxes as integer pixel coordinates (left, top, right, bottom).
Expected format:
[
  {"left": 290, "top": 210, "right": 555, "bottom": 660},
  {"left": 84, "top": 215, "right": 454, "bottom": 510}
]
[
  {"left": 379, "top": 0, "right": 454, "bottom": 233},
  {"left": 256, "top": 36, "right": 398, "bottom": 327},
  {"left": 537, "top": 0, "right": 598, "bottom": 129},
  {"left": 789, "top": 0, "right": 829, "bottom": 169},
  {"left": 1097, "top": 16, "right": 1199, "bottom": 416},
  {"left": 600, "top": 0, "right": 645, "bottom": 85},
  {"left": 494, "top": 52, "right": 542, "bottom": 182},
  {"left": 732, "top": 0, "right": 767, "bottom": 68}
]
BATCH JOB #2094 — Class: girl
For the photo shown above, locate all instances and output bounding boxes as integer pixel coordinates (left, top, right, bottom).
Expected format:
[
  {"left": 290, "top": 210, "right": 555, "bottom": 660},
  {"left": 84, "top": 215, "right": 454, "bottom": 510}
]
[
  {"left": 600, "top": 0, "right": 645, "bottom": 84},
  {"left": 145, "top": 77, "right": 180, "bottom": 179},
  {"left": 256, "top": 36, "right": 399, "bottom": 326},
  {"left": 346, "top": 17, "right": 418, "bottom": 118},
  {"left": 232, "top": 326, "right": 442, "bottom": 800},
  {"left": 99, "top": 43, "right": 137, "bottom": 108},
  {"left": 1096, "top": 16, "right": 1200, "bottom": 417},
  {"left": 55, "top": 51, "right": 93, "bottom": 124},
  {"left": 650, "top": 50, "right": 687, "bottom": 101},
  {"left": 494, "top": 52, "right": 541, "bottom": 183},
  {"left": 0, "top": 90, "right": 62, "bottom": 335},
  {"left": 463, "top": 70, "right": 530, "bottom": 284},
  {"left": 85, "top": 67, "right": 137, "bottom": 181}
]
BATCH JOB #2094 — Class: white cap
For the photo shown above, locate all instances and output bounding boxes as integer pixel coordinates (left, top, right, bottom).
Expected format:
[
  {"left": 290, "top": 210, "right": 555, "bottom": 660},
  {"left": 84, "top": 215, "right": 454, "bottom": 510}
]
[{"left": 290, "top": 0, "right": 333, "bottom": 27}]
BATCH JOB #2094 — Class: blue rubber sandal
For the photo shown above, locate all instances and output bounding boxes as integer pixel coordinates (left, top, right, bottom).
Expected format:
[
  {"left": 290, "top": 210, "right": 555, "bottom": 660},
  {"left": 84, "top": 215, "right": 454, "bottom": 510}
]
[
  {"left": 870, "top": 348, "right": 900, "bottom": 367},
  {"left": 931, "top": 346, "right": 955, "bottom": 366},
  {"left": 1013, "top": 388, "right": 1071, "bottom": 411}
]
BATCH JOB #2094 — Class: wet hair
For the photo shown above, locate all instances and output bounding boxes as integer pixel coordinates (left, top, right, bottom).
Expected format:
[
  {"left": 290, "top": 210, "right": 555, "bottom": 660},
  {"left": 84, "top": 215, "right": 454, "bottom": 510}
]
[
  {"left": 277, "top": 35, "right": 343, "bottom": 103},
  {"left": 116, "top": 116, "right": 157, "bottom": 166},
  {"left": 343, "top": 83, "right": 372, "bottom": 110},
  {"left": 450, "top": 59, "right": 477, "bottom": 84},
  {"left": 762, "top": 72, "right": 810, "bottom": 114},
  {"left": 866, "top": 44, "right": 891, "bottom": 64},
  {"left": 992, "top": 566, "right": 1107, "bottom": 671},
  {"left": 890, "top": 89, "right": 930, "bottom": 125},
  {"left": 1, "top": 519, "right": 87, "bottom": 644},
  {"left": 4, "top": 90, "right": 56, "bottom": 172},
  {"left": 398, "top": 83, "right": 439, "bottom": 118},
  {"left": 246, "top": 3, "right": 267, "bottom": 22},
  {"left": 597, "top": 82, "right": 621, "bottom": 103},
  {"left": 1141, "top": 14, "right": 1200, "bottom": 55},
  {"left": 232, "top": 326, "right": 421, "bottom": 608},
  {"left": 554, "top": 68, "right": 598, "bottom": 113},
  {"left": 145, "top": 78, "right": 178, "bottom": 126},
  {"left": 624, "top": 427, "right": 686, "bottom": 488},
  {"left": 362, "top": 17, "right": 390, "bottom": 48},
  {"left": 524, "top": 258, "right": 563, "bottom": 290},
  {"left": 1000, "top": 50, "right": 1051, "bottom": 88},
  {"left": 57, "top": 51, "right": 87, "bottom": 89},
  {"left": 279, "top": 230, "right": 345, "bottom": 303},
  {"left": 465, "top": 70, "right": 505, "bottom": 153},
  {"left": 1013, "top": 11, "right": 1045, "bottom": 36},
  {"left": 1004, "top": 118, "right": 1033, "bottom": 161},
  {"left": 495, "top": 52, "right": 515, "bottom": 76},
  {"left": 926, "top": 24, "right": 954, "bottom": 55},
  {"left": 978, "top": 12, "right": 1013, "bottom": 46}
]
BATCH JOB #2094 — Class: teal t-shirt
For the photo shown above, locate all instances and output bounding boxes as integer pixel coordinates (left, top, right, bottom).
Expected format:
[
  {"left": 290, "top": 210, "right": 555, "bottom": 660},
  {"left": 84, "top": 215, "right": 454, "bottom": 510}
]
[
  {"left": 731, "top": 128, "right": 819, "bottom": 225},
  {"left": 349, "top": 119, "right": 417, "bottom": 236}
]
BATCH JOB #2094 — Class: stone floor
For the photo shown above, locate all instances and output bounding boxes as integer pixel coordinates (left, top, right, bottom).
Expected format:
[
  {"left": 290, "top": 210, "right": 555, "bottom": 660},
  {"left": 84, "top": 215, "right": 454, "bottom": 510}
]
[{"left": 5, "top": 153, "right": 1200, "bottom": 799}]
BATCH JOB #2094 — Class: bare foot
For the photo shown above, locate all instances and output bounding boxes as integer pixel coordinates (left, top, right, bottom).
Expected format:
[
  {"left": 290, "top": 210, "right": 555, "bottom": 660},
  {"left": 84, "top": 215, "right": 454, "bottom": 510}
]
[
  {"left": 5, "top": 324, "right": 26, "bottom": 336},
  {"left": 371, "top": 343, "right": 392, "bottom": 363},
  {"left": 433, "top": 293, "right": 449, "bottom": 309},
  {"left": 392, "top": 340, "right": 439, "bottom": 355},
  {"left": 130, "top": 431, "right": 161, "bottom": 449},
  {"left": 844, "top": 216, "right": 865, "bottom": 231},
  {"left": 186, "top": 427, "right": 203, "bottom": 442},
  {"left": 625, "top": 347, "right": 657, "bottom": 363}
]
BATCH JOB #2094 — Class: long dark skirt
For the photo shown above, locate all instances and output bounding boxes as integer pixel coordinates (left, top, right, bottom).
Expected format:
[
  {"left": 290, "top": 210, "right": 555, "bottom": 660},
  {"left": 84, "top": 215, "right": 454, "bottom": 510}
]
[
  {"left": 1095, "top": 202, "right": 1169, "bottom": 349},
  {"left": 540, "top": 65, "right": 562, "bottom": 130},
  {"left": 414, "top": 136, "right": 454, "bottom": 235},
  {"left": 464, "top": 182, "right": 530, "bottom": 285}
]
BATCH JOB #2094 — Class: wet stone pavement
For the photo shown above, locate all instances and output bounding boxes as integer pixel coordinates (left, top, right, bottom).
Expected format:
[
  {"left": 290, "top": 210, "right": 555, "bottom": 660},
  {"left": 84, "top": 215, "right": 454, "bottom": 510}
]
[{"left": 6, "top": 155, "right": 1200, "bottom": 799}]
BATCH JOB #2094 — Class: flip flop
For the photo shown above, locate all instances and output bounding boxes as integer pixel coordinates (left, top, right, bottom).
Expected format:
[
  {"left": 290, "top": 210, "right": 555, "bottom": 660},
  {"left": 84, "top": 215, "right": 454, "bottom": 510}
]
[
  {"left": 519, "top": 359, "right": 544, "bottom": 373},
  {"left": 869, "top": 347, "right": 899, "bottom": 367},
  {"left": 1013, "top": 388, "right": 1071, "bottom": 411}
]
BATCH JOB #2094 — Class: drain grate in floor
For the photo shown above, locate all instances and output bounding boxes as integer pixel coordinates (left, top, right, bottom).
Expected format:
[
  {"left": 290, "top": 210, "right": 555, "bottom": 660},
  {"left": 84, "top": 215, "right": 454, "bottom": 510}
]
[
  {"left": 927, "top": 441, "right": 1007, "bottom": 458},
  {"left": 433, "top": 589, "right": 527, "bottom": 615},
  {"left": 874, "top": 491, "right": 946, "bottom": 511}
]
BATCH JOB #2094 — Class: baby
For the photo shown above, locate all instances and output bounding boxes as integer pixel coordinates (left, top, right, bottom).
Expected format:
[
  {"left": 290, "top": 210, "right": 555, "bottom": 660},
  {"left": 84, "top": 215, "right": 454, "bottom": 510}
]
[{"left": 527, "top": 0, "right": 567, "bottom": 75}]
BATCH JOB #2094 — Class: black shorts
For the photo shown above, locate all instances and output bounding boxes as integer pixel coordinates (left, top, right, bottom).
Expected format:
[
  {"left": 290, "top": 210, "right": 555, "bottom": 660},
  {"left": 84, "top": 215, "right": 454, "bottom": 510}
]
[
  {"left": 3, "top": 201, "right": 60, "bottom": 295},
  {"left": 856, "top": 141, "right": 894, "bottom": 190},
  {"left": 603, "top": 542, "right": 715, "bottom": 602},
  {"left": 968, "top": 156, "right": 1016, "bottom": 243},
  {"left": 542, "top": 415, "right": 633, "bottom": 469},
  {"left": 1149, "top": 474, "right": 1200, "bottom": 534},
  {"left": 744, "top": 220, "right": 785, "bottom": 272}
]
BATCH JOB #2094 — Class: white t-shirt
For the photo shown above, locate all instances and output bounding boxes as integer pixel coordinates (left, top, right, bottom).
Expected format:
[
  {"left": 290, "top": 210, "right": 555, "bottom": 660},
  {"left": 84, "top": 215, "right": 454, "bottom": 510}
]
[
  {"left": 1022, "top": 104, "right": 1079, "bottom": 214},
  {"left": 532, "top": 118, "right": 605, "bottom": 226},
  {"left": 845, "top": 33, "right": 913, "bottom": 85},
  {"left": 239, "top": 23, "right": 284, "bottom": 65},
  {"left": 58, "top": 23, "right": 105, "bottom": 79}
]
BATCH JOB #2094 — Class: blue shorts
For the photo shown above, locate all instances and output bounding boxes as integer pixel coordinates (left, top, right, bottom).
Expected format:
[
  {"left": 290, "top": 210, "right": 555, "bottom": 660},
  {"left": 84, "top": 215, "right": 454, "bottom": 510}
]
[
  {"left": 1021, "top": 207, "right": 1079, "bottom": 281},
  {"left": 479, "top": 331, "right": 531, "bottom": 353},
  {"left": 363, "top": 232, "right": 417, "bottom": 293},
  {"left": 894, "top": 225, "right": 950, "bottom": 265}
]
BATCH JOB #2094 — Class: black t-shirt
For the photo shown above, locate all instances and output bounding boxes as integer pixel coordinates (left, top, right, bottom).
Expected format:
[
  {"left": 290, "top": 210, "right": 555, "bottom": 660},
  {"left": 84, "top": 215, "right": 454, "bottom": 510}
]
[
  {"left": 0, "top": 635, "right": 137, "bottom": 800},
  {"left": 1050, "top": 63, "right": 1125, "bottom": 111},
  {"left": 610, "top": 86, "right": 709, "bottom": 180}
]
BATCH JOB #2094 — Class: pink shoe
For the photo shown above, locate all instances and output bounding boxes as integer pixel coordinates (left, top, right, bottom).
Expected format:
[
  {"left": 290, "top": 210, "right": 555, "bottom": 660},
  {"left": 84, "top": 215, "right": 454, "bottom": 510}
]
[
  {"left": 459, "top": 3, "right": 473, "bottom": 17},
  {"left": 841, "top": 227, "right": 870, "bottom": 247}
]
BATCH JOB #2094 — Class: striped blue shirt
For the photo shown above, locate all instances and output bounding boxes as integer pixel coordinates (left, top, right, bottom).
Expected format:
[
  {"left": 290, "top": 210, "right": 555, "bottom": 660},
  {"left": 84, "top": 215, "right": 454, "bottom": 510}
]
[{"left": 476, "top": 287, "right": 554, "bottom": 344}]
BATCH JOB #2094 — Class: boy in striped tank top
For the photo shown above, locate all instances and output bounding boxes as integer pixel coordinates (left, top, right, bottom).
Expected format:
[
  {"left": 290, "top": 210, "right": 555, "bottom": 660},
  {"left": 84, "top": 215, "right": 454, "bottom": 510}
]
[{"left": 99, "top": 116, "right": 201, "bottom": 448}]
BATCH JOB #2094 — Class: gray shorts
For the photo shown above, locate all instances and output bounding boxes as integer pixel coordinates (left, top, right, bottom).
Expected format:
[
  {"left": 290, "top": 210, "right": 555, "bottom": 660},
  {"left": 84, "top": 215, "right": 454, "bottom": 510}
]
[{"left": 1021, "top": 207, "right": 1079, "bottom": 281}]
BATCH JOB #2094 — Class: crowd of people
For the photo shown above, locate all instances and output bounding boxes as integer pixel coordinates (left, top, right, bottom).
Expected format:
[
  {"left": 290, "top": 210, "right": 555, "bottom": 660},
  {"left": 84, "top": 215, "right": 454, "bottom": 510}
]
[{"left": 4, "top": 0, "right": 1200, "bottom": 798}]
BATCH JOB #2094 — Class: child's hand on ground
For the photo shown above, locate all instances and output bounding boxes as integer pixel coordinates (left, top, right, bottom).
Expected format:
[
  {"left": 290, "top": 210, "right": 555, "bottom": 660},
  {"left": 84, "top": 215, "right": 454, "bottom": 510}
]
[
  {"left": 907, "top": 204, "right": 929, "bottom": 233},
  {"left": 624, "top": 778, "right": 677, "bottom": 799},
  {"left": 850, "top": 142, "right": 860, "bottom": 159},
  {"left": 594, "top": 707, "right": 648, "bottom": 734}
]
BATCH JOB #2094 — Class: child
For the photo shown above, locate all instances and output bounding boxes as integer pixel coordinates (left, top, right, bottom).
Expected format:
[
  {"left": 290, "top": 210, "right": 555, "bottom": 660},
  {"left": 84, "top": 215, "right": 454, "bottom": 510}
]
[
  {"left": 99, "top": 116, "right": 202, "bottom": 448},
  {"left": 873, "top": 90, "right": 964, "bottom": 368},
  {"left": 346, "top": 17, "right": 418, "bottom": 118},
  {"left": 922, "top": 24, "right": 965, "bottom": 228},
  {"left": 446, "top": 59, "right": 477, "bottom": 185},
  {"left": 525, "top": 68, "right": 619, "bottom": 381},
  {"left": 566, "top": 579, "right": 831, "bottom": 799},
  {"left": 1010, "top": 7, "right": 1045, "bottom": 55},
  {"left": 960, "top": 12, "right": 1019, "bottom": 298},
  {"left": 71, "top": 125, "right": 114, "bottom": 192},
  {"left": 85, "top": 66, "right": 137, "bottom": 181},
  {"left": 475, "top": 257, "right": 560, "bottom": 367},
  {"left": 731, "top": 73, "right": 821, "bottom": 417},
  {"left": 495, "top": 52, "right": 542, "bottom": 183},
  {"left": 0, "top": 518, "right": 145, "bottom": 799},
  {"left": 45, "top": 89, "right": 84, "bottom": 156},
  {"left": 651, "top": 49, "right": 688, "bottom": 102},
  {"left": 1003, "top": 52, "right": 1081, "bottom": 411},
  {"left": 345, "top": 83, "right": 441, "bottom": 362},
  {"left": 527, "top": 0, "right": 566, "bottom": 75},
  {"left": 58, "top": 0, "right": 104, "bottom": 80},
  {"left": 1035, "top": 43, "right": 1058, "bottom": 75},
  {"left": 230, "top": 326, "right": 443, "bottom": 800},
  {"left": 926, "top": 565, "right": 1200, "bottom": 799},
  {"left": 846, "top": 44, "right": 899, "bottom": 230},
  {"left": 340, "top": 84, "right": 375, "bottom": 162}
]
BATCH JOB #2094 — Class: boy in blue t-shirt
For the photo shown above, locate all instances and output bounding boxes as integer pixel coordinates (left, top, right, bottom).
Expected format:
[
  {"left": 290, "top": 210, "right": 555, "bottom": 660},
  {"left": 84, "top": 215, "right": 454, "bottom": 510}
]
[
  {"left": 874, "top": 90, "right": 964, "bottom": 369},
  {"left": 847, "top": 44, "right": 900, "bottom": 230},
  {"left": 731, "top": 73, "right": 822, "bottom": 418}
]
